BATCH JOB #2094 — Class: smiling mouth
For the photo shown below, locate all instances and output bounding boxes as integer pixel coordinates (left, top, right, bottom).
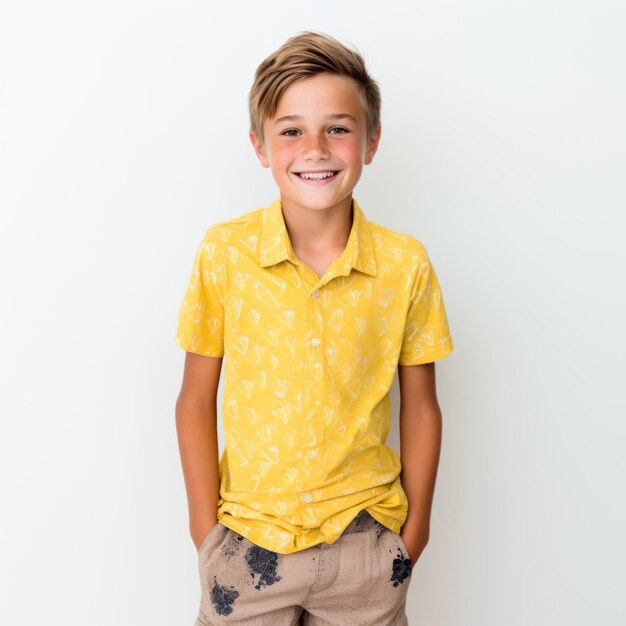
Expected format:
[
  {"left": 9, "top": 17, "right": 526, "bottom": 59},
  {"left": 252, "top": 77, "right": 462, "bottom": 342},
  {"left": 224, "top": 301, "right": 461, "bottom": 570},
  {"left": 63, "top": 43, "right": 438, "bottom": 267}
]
[{"left": 294, "top": 171, "right": 339, "bottom": 180}]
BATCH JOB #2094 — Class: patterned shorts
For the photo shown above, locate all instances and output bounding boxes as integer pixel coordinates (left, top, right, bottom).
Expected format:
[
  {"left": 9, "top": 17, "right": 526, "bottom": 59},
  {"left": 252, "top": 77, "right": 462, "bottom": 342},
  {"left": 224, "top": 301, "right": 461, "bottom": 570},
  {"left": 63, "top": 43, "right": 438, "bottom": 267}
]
[{"left": 194, "top": 509, "right": 413, "bottom": 625}]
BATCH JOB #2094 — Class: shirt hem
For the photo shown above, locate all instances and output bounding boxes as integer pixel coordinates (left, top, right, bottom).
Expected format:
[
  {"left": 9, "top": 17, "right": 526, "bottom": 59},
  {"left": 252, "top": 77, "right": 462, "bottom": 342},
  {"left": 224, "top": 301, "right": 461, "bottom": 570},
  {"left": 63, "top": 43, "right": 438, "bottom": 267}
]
[{"left": 398, "top": 344, "right": 454, "bottom": 366}]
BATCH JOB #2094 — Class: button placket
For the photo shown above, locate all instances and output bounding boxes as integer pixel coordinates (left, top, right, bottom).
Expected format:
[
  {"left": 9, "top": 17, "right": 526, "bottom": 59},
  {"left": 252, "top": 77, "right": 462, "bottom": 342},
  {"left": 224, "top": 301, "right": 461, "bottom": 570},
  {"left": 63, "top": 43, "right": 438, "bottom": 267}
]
[
  {"left": 310, "top": 288, "right": 322, "bottom": 348},
  {"left": 303, "top": 285, "right": 323, "bottom": 513}
]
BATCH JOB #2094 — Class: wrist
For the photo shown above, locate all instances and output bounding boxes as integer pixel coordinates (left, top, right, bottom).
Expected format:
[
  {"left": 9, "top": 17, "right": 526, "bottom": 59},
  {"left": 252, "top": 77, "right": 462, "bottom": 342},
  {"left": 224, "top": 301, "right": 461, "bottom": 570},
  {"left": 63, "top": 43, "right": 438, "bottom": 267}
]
[{"left": 401, "top": 516, "right": 430, "bottom": 544}]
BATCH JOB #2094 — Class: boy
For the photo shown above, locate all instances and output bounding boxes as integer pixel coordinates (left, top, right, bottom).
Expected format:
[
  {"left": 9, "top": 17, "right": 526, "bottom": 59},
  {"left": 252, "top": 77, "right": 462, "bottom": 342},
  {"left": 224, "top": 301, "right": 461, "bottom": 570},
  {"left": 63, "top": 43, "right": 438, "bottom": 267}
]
[{"left": 175, "top": 31, "right": 454, "bottom": 626}]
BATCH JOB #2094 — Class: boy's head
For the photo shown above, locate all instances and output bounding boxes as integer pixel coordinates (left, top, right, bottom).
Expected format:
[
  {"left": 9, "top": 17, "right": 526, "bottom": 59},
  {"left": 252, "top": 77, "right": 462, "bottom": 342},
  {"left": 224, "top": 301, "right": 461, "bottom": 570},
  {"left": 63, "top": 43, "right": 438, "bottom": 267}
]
[
  {"left": 248, "top": 31, "right": 381, "bottom": 146},
  {"left": 248, "top": 31, "right": 382, "bottom": 213}
]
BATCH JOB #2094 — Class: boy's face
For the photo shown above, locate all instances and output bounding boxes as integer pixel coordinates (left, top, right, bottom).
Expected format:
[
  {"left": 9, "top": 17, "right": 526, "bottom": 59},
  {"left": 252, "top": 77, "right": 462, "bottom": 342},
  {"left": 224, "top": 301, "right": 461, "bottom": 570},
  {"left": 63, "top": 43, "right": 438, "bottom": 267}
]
[{"left": 250, "top": 72, "right": 381, "bottom": 214}]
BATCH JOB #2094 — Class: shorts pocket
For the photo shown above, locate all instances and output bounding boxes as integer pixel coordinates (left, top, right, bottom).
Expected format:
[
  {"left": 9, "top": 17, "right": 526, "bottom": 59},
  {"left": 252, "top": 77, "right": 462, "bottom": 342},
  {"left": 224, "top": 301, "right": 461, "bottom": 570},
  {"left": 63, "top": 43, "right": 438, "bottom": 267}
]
[
  {"left": 390, "top": 530, "right": 414, "bottom": 567},
  {"left": 197, "top": 521, "right": 223, "bottom": 556},
  {"left": 391, "top": 530, "right": 408, "bottom": 554}
]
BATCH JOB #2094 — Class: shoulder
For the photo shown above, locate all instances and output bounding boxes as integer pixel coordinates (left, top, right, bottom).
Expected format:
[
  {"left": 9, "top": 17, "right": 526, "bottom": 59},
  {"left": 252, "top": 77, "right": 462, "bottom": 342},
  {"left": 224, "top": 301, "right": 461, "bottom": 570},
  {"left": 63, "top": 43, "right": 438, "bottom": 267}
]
[
  {"left": 198, "top": 206, "right": 265, "bottom": 248},
  {"left": 366, "top": 219, "right": 431, "bottom": 273},
  {"left": 367, "top": 219, "right": 429, "bottom": 257}
]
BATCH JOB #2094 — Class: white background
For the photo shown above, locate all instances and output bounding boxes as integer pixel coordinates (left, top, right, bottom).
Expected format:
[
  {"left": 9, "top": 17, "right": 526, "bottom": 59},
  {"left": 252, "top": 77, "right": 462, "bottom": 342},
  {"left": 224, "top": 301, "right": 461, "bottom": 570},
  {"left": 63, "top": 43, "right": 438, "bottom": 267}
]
[{"left": 1, "top": 1, "right": 625, "bottom": 624}]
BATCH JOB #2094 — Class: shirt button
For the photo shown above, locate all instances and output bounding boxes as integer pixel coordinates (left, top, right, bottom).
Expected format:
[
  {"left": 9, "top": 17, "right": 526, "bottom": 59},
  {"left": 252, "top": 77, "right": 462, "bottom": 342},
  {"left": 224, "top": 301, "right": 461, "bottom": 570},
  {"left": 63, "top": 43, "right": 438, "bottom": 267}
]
[
  {"left": 302, "top": 494, "right": 313, "bottom": 504},
  {"left": 311, "top": 338, "right": 320, "bottom": 347},
  {"left": 312, "top": 289, "right": 320, "bottom": 298},
  {"left": 308, "top": 450, "right": 317, "bottom": 458}
]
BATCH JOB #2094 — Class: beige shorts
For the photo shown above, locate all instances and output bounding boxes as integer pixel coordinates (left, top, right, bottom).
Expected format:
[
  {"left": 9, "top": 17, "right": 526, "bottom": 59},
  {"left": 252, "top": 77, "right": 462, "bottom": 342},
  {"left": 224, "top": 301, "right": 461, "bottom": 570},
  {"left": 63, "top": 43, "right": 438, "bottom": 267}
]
[{"left": 194, "top": 509, "right": 413, "bottom": 625}]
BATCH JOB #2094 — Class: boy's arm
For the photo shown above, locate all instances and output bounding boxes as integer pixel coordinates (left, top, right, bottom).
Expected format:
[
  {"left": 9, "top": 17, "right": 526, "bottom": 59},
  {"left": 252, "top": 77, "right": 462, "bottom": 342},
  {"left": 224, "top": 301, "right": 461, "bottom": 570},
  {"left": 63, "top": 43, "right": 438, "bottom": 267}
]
[
  {"left": 175, "top": 351, "right": 223, "bottom": 551},
  {"left": 397, "top": 362, "right": 443, "bottom": 566}
]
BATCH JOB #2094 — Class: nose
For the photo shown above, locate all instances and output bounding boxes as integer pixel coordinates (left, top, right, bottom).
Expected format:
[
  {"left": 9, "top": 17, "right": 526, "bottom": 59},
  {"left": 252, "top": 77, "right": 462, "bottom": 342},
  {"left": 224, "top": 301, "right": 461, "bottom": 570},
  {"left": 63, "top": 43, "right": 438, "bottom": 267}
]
[{"left": 302, "top": 133, "right": 329, "bottom": 160}]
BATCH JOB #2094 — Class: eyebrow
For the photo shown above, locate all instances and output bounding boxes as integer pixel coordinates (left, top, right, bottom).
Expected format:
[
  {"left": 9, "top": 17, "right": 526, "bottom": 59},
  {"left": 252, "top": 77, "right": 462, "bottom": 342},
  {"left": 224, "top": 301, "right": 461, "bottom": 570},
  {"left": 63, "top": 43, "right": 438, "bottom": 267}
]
[{"left": 273, "top": 113, "right": 358, "bottom": 126}]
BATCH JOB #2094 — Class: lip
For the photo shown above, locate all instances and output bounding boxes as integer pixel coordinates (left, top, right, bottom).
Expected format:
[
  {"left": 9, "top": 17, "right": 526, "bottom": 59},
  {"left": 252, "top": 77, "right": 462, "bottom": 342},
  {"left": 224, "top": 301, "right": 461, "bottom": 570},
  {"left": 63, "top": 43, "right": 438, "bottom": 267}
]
[{"left": 292, "top": 170, "right": 341, "bottom": 186}]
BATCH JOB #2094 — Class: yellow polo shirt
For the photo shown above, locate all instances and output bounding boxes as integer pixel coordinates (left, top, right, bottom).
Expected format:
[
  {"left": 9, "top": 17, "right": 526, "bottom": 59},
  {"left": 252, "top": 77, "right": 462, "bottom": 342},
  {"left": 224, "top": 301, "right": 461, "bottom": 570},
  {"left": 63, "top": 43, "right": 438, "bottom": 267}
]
[{"left": 176, "top": 197, "right": 454, "bottom": 554}]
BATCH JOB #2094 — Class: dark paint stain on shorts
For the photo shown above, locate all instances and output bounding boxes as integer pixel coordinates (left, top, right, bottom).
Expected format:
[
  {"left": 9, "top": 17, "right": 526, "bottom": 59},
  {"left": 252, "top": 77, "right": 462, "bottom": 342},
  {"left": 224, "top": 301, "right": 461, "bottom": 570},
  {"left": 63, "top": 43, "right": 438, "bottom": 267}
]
[
  {"left": 244, "top": 544, "right": 283, "bottom": 590},
  {"left": 210, "top": 577, "right": 240, "bottom": 616},
  {"left": 220, "top": 532, "right": 246, "bottom": 561},
  {"left": 390, "top": 546, "right": 412, "bottom": 587},
  {"left": 373, "top": 521, "right": 386, "bottom": 538},
  {"left": 354, "top": 509, "right": 386, "bottom": 538},
  {"left": 354, "top": 510, "right": 377, "bottom": 532}
]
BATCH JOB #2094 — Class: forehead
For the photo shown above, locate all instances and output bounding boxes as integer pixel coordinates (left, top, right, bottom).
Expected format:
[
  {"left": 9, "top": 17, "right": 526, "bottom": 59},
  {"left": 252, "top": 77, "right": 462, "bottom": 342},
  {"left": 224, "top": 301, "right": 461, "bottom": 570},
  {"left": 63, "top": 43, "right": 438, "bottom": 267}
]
[{"left": 271, "top": 73, "right": 365, "bottom": 122}]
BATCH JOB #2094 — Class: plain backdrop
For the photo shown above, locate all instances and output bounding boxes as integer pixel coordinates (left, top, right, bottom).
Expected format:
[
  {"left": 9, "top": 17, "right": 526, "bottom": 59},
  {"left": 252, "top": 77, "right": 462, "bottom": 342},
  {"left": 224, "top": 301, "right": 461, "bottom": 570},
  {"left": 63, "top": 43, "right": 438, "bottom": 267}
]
[{"left": 1, "top": 1, "right": 625, "bottom": 624}]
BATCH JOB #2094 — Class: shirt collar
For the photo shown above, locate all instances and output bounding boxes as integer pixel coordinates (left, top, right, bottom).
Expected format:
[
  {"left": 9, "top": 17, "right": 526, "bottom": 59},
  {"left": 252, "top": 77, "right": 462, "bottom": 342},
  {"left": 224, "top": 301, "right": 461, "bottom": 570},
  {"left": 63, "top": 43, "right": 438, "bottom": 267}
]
[{"left": 259, "top": 197, "right": 378, "bottom": 277}]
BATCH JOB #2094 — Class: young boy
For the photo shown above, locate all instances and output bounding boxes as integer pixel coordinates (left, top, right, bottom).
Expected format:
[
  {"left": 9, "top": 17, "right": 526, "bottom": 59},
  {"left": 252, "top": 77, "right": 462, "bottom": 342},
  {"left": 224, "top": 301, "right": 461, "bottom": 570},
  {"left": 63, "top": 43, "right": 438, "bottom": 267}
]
[{"left": 175, "top": 31, "right": 454, "bottom": 626}]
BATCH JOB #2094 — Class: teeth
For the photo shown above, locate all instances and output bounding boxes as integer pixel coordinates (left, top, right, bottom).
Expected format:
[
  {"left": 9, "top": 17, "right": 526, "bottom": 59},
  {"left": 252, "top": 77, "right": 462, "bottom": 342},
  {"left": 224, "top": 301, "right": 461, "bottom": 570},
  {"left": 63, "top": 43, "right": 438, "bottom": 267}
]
[{"left": 299, "top": 171, "right": 336, "bottom": 180}]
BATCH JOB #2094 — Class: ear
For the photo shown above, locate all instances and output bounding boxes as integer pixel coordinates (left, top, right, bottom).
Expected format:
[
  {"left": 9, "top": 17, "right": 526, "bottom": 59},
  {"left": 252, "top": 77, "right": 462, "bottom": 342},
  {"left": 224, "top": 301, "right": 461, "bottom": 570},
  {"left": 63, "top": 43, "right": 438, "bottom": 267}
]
[
  {"left": 364, "top": 124, "right": 382, "bottom": 165},
  {"left": 249, "top": 131, "right": 270, "bottom": 168}
]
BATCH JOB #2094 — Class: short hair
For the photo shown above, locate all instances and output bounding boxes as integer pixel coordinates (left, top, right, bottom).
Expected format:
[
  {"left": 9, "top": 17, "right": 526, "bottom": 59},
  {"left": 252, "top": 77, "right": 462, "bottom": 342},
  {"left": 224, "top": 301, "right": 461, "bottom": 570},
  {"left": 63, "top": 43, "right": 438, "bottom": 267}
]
[{"left": 248, "top": 31, "right": 381, "bottom": 144}]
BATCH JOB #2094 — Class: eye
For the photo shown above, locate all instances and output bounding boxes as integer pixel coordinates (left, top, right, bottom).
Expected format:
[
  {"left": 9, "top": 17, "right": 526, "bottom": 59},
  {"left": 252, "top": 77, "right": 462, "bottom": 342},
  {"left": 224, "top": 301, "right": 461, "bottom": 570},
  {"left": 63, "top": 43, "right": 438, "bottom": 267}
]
[
  {"left": 329, "top": 127, "right": 349, "bottom": 135},
  {"left": 281, "top": 128, "right": 301, "bottom": 137}
]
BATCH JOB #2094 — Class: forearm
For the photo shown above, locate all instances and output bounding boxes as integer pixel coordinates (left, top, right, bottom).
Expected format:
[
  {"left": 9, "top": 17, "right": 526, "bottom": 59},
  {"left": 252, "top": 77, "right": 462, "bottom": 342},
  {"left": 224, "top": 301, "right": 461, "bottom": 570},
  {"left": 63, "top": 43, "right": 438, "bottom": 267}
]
[
  {"left": 175, "top": 399, "right": 220, "bottom": 549},
  {"left": 399, "top": 406, "right": 442, "bottom": 545}
]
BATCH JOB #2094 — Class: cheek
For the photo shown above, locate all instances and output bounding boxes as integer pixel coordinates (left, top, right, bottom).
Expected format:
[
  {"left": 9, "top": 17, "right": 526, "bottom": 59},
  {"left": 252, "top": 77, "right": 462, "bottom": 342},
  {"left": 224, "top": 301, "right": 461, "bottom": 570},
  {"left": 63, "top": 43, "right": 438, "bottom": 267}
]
[
  {"left": 336, "top": 139, "right": 366, "bottom": 164},
  {"left": 268, "top": 145, "right": 296, "bottom": 169}
]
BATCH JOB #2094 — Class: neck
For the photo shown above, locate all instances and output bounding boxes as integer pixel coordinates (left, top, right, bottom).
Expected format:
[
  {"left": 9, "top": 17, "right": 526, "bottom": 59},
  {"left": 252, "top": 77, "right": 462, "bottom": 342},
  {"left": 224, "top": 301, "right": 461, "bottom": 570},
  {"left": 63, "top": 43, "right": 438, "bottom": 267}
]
[{"left": 280, "top": 195, "right": 354, "bottom": 253}]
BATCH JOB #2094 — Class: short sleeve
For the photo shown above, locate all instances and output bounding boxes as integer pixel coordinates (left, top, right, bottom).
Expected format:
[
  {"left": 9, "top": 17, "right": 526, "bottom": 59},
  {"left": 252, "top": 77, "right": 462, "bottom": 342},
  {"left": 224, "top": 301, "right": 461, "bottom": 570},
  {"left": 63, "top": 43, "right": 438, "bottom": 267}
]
[
  {"left": 398, "top": 252, "right": 454, "bottom": 366},
  {"left": 175, "top": 230, "right": 225, "bottom": 357}
]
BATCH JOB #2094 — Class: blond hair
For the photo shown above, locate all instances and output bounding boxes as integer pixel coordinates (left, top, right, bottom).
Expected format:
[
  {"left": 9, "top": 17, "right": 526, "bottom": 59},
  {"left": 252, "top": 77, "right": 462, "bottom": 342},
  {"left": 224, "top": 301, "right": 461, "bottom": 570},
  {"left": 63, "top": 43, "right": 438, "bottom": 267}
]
[{"left": 248, "top": 31, "right": 381, "bottom": 143}]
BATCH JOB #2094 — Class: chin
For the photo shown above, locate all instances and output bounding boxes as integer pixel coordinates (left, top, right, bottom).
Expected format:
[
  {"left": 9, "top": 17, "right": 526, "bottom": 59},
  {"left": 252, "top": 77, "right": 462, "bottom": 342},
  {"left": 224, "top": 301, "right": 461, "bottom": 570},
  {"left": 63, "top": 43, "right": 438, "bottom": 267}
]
[{"left": 295, "top": 197, "right": 345, "bottom": 210}]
